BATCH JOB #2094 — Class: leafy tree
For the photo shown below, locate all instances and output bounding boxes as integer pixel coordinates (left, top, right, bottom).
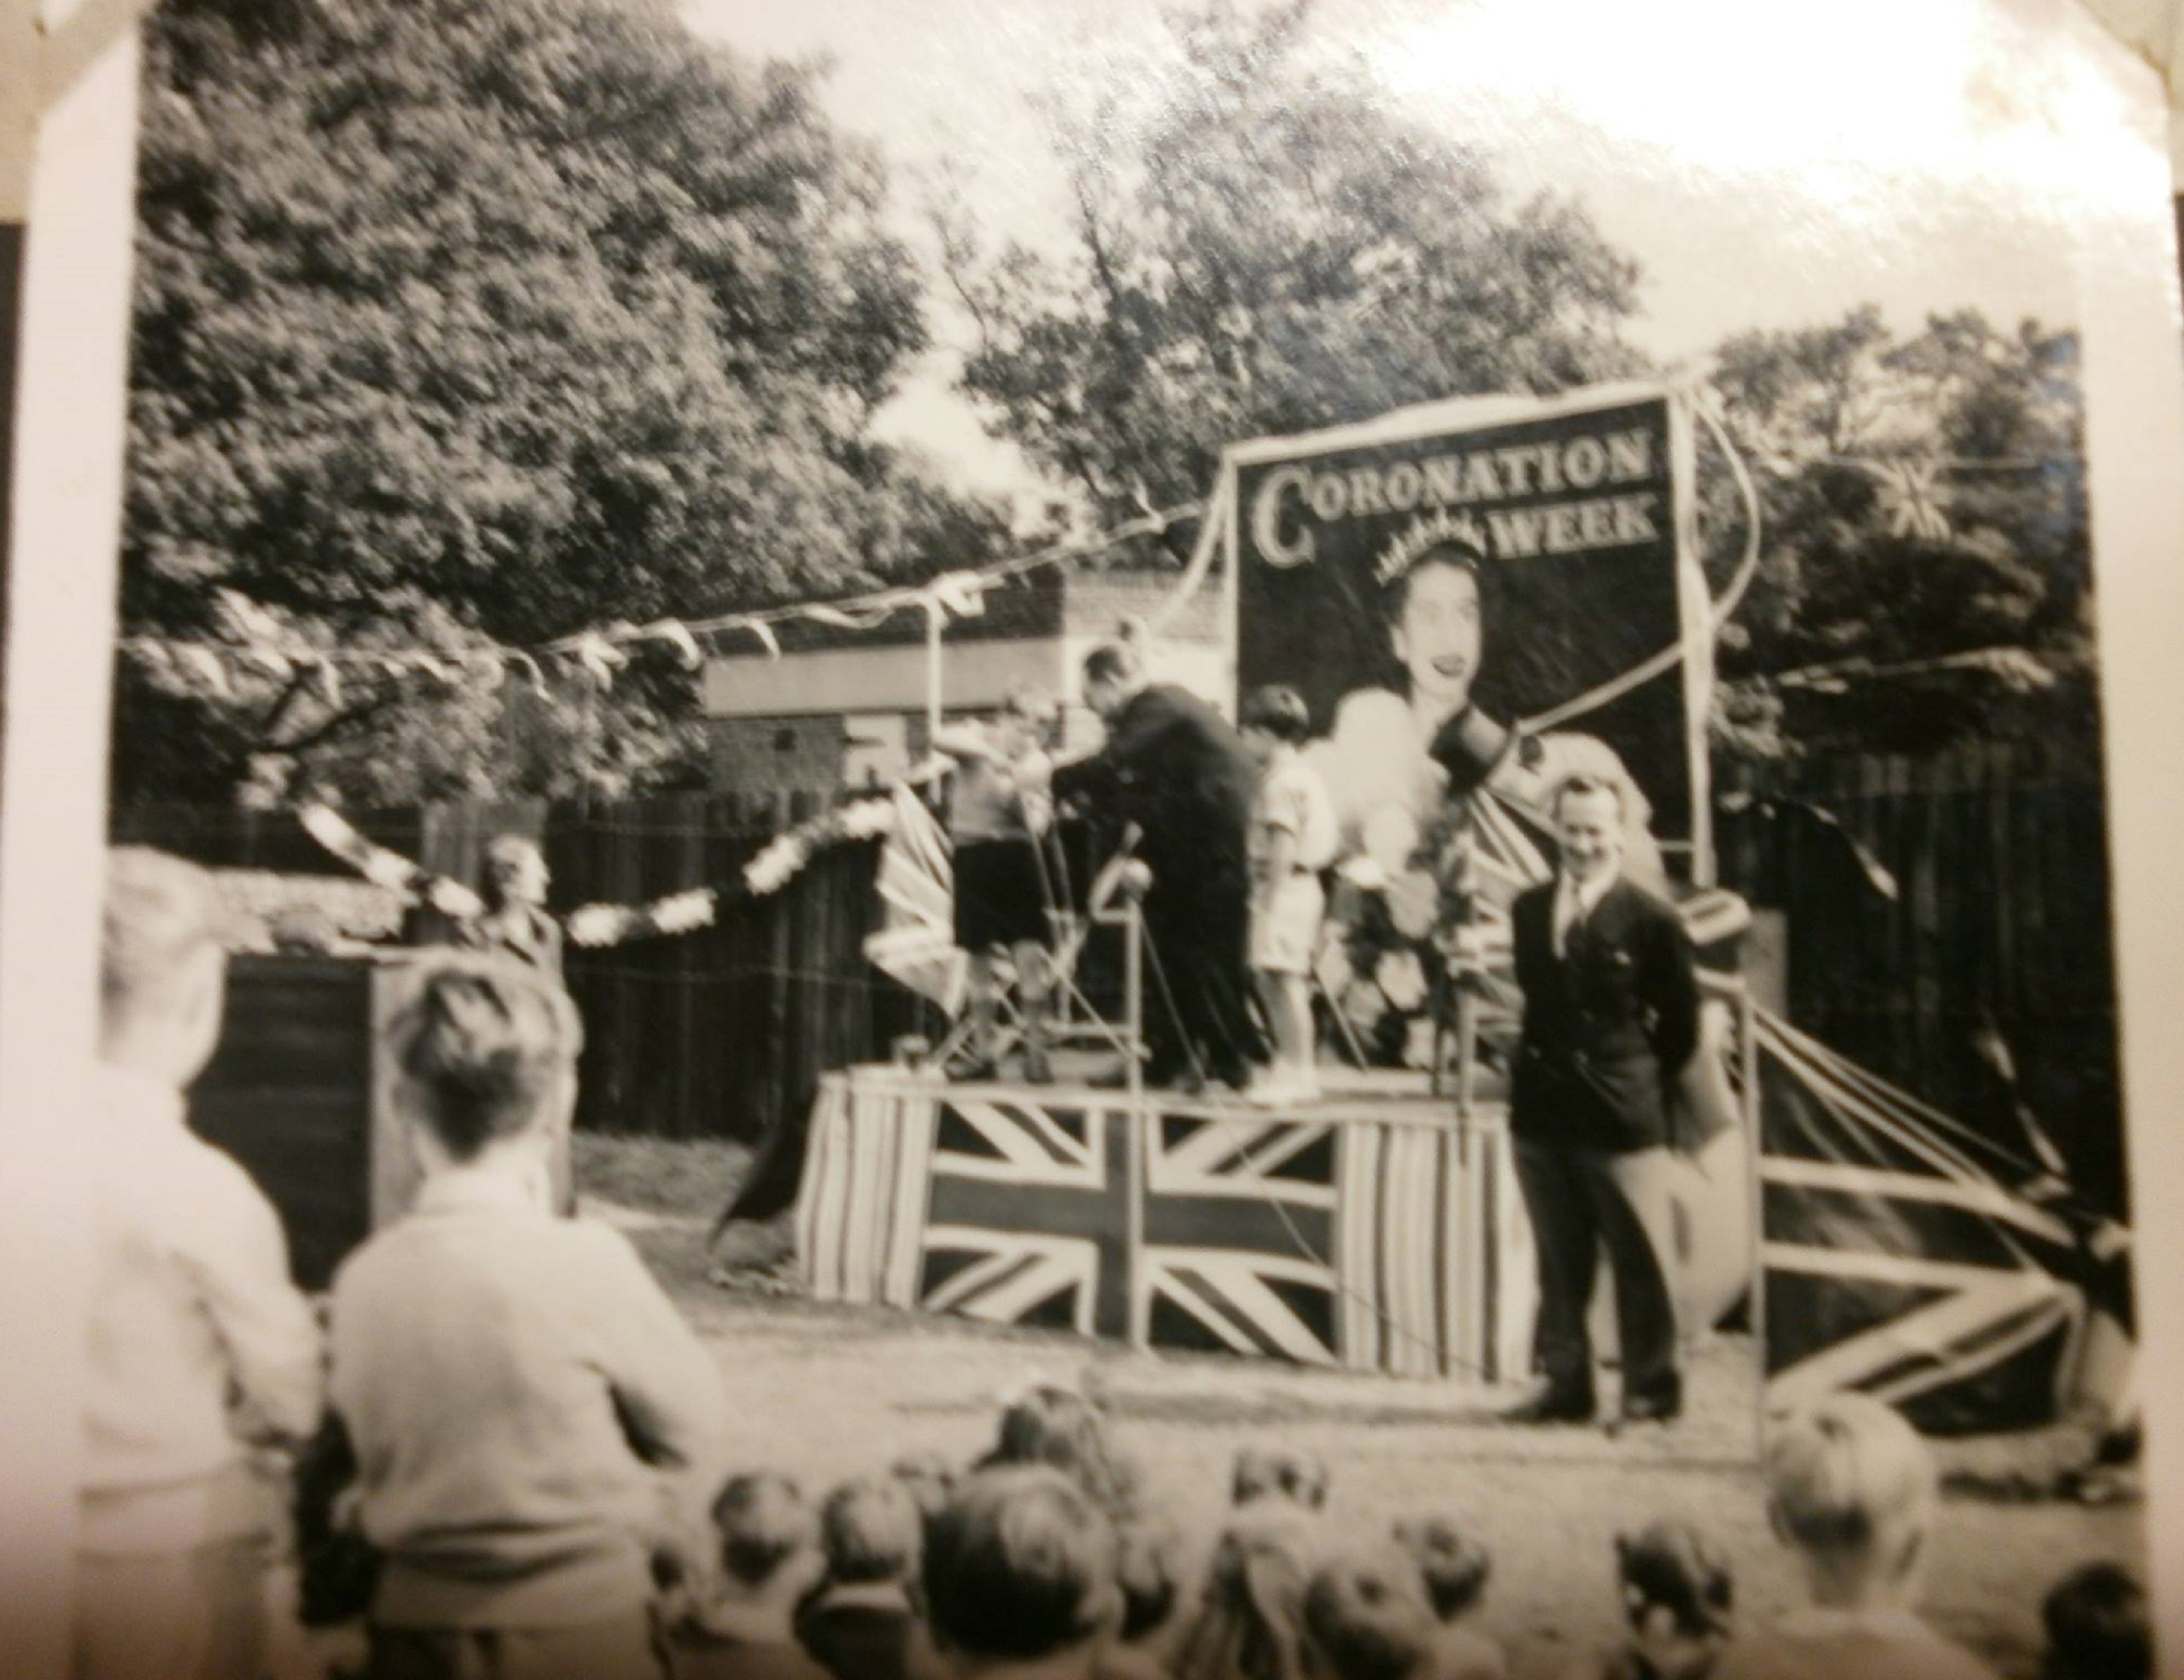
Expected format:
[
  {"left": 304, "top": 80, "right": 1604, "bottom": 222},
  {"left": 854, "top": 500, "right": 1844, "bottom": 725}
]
[
  {"left": 932, "top": 0, "right": 2090, "bottom": 764},
  {"left": 1707, "top": 306, "right": 2094, "bottom": 759},
  {"left": 934, "top": 0, "right": 1647, "bottom": 552},
  {"left": 118, "top": 0, "right": 1011, "bottom": 804}
]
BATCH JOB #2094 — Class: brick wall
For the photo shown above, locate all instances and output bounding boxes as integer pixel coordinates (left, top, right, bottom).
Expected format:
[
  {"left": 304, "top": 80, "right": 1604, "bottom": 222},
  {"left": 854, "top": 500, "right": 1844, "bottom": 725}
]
[
  {"left": 701, "top": 567, "right": 1235, "bottom": 794},
  {"left": 707, "top": 714, "right": 849, "bottom": 800},
  {"left": 1063, "top": 569, "right": 1225, "bottom": 643}
]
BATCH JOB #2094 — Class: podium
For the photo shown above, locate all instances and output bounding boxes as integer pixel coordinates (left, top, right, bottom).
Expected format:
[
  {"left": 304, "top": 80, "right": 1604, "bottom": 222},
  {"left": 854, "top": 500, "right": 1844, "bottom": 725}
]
[{"left": 188, "top": 952, "right": 574, "bottom": 1291}]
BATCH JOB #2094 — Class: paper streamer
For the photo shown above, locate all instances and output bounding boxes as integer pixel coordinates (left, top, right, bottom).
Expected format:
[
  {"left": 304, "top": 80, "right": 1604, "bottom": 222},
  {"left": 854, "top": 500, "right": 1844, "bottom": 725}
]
[{"left": 298, "top": 802, "right": 485, "bottom": 918}]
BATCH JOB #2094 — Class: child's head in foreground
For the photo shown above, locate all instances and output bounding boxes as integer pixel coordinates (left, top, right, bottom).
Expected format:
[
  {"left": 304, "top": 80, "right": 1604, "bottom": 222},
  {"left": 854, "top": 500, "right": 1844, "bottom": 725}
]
[
  {"left": 384, "top": 952, "right": 580, "bottom": 1173},
  {"left": 1115, "top": 1516, "right": 1184, "bottom": 1646},
  {"left": 1302, "top": 1544, "right": 1440, "bottom": 1680},
  {"left": 1232, "top": 1445, "right": 1329, "bottom": 1513},
  {"left": 921, "top": 1466, "right": 1120, "bottom": 1671},
  {"left": 1763, "top": 1394, "right": 1935, "bottom": 1607},
  {"left": 891, "top": 1450, "right": 959, "bottom": 1523},
  {"left": 102, "top": 846, "right": 229, "bottom": 1085},
  {"left": 1177, "top": 1498, "right": 1318, "bottom": 1680},
  {"left": 820, "top": 1475, "right": 922, "bottom": 1587},
  {"left": 1390, "top": 1516, "right": 1490, "bottom": 1622},
  {"left": 1616, "top": 1519, "right": 1734, "bottom": 1680},
  {"left": 984, "top": 1382, "right": 1136, "bottom": 1518},
  {"left": 2040, "top": 1560, "right": 2148, "bottom": 1680},
  {"left": 712, "top": 1471, "right": 823, "bottom": 1600}
]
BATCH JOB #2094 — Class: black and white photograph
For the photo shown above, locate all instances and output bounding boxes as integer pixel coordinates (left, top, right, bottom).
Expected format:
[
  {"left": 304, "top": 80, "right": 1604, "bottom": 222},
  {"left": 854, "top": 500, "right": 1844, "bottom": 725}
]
[{"left": 5, "top": 1, "right": 2184, "bottom": 1678}]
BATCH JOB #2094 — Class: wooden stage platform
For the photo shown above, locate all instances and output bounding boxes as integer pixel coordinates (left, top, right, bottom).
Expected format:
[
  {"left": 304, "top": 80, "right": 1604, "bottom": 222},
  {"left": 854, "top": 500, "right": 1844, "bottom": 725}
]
[{"left": 794, "top": 1060, "right": 1540, "bottom": 1385}]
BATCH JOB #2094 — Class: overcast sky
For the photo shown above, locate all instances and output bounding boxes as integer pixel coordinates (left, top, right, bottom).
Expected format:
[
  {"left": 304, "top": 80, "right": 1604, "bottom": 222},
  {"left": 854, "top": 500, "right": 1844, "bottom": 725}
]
[{"left": 682, "top": 0, "right": 2137, "bottom": 510}]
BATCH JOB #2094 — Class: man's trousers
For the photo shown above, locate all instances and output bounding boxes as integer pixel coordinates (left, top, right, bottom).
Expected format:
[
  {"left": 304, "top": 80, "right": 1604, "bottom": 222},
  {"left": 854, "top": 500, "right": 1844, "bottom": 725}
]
[{"left": 1512, "top": 1137, "right": 1682, "bottom": 1411}]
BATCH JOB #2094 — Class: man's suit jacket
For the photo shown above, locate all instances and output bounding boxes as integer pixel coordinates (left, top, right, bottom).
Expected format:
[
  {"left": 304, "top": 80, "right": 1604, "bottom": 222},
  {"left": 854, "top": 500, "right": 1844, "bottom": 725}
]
[
  {"left": 1509, "top": 874, "right": 1699, "bottom": 1154},
  {"left": 1051, "top": 683, "right": 1257, "bottom": 899}
]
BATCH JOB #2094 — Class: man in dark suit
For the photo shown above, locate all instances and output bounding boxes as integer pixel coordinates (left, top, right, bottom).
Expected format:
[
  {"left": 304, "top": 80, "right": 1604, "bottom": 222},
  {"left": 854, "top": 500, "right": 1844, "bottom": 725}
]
[
  {"left": 1506, "top": 773, "right": 1699, "bottom": 1425},
  {"left": 1051, "top": 634, "right": 1266, "bottom": 1091}
]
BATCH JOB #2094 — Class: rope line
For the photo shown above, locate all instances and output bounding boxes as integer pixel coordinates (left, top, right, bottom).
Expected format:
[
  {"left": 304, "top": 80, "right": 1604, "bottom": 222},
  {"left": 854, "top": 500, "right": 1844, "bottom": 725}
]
[
  {"left": 1175, "top": 1107, "right": 1503, "bottom": 1382},
  {"left": 1124, "top": 886, "right": 1506, "bottom": 1382}
]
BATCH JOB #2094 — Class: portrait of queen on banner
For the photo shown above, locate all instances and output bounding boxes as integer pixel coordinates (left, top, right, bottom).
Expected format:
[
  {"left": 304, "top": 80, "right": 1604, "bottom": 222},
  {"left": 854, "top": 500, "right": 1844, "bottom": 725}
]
[{"left": 1230, "top": 386, "right": 1709, "bottom": 1075}]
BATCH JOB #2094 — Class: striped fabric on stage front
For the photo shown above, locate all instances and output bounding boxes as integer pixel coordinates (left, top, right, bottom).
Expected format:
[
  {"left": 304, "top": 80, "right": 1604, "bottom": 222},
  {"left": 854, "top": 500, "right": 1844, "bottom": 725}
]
[
  {"left": 794, "top": 1074, "right": 938, "bottom": 1306},
  {"left": 1335, "top": 1121, "right": 1534, "bottom": 1385},
  {"left": 796, "top": 1069, "right": 1530, "bottom": 1383}
]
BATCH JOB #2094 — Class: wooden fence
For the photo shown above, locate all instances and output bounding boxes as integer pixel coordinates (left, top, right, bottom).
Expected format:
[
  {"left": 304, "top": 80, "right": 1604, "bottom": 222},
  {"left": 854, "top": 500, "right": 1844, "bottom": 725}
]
[
  {"left": 116, "top": 741, "right": 2126, "bottom": 1209},
  {"left": 1716, "top": 743, "right": 2125, "bottom": 1213},
  {"left": 112, "top": 793, "right": 933, "bottom": 1147}
]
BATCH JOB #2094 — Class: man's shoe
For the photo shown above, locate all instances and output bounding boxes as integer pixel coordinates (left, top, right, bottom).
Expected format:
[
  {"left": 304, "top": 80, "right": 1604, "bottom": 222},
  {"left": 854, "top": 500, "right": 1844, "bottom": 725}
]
[
  {"left": 1503, "top": 1387, "right": 1595, "bottom": 1426},
  {"left": 1615, "top": 1388, "right": 1682, "bottom": 1428}
]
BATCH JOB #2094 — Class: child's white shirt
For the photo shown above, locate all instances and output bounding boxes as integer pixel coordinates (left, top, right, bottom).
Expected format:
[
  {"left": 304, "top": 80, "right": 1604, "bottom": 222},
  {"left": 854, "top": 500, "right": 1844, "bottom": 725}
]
[
  {"left": 941, "top": 722, "right": 1052, "bottom": 841},
  {"left": 78, "top": 1064, "right": 323, "bottom": 1554},
  {"left": 1253, "top": 747, "right": 1338, "bottom": 875}
]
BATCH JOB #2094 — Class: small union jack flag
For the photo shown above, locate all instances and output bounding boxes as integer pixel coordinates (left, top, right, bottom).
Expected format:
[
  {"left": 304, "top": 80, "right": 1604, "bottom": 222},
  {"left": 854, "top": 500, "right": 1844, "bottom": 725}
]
[
  {"left": 863, "top": 781, "right": 966, "bottom": 1014},
  {"left": 1873, "top": 461, "right": 1952, "bottom": 543}
]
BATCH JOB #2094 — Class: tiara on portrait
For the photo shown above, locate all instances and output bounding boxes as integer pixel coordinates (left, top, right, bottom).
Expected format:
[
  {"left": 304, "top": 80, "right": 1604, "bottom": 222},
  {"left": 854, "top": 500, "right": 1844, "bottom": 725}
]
[{"left": 1373, "top": 509, "right": 1491, "bottom": 586}]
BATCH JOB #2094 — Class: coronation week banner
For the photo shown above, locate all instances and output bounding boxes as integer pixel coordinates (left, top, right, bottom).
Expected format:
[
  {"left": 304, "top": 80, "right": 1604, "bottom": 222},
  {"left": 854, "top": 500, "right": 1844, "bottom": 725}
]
[{"left": 1221, "top": 383, "right": 1712, "bottom": 878}]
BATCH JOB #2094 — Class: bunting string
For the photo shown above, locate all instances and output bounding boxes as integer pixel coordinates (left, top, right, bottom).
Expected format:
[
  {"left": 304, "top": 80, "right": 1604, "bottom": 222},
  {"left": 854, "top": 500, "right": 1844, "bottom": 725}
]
[
  {"left": 1767, "top": 646, "right": 2058, "bottom": 696},
  {"left": 121, "top": 413, "right": 2063, "bottom": 711},
  {"left": 300, "top": 770, "right": 927, "bottom": 948},
  {"left": 121, "top": 502, "right": 1204, "bottom": 701}
]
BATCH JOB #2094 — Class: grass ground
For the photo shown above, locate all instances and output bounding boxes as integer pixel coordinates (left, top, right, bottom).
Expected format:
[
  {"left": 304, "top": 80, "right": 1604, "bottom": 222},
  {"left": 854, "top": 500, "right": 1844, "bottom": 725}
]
[{"left": 574, "top": 1133, "right": 2144, "bottom": 1680}]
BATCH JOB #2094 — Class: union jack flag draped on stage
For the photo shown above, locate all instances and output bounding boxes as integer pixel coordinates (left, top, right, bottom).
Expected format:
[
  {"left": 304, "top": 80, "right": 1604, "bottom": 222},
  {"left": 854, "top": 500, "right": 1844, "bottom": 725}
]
[
  {"left": 1756, "top": 1009, "right": 2123, "bottom": 1433},
  {"left": 920, "top": 1095, "right": 1346, "bottom": 1365},
  {"left": 862, "top": 781, "right": 967, "bottom": 1014},
  {"left": 798, "top": 1071, "right": 1534, "bottom": 1384}
]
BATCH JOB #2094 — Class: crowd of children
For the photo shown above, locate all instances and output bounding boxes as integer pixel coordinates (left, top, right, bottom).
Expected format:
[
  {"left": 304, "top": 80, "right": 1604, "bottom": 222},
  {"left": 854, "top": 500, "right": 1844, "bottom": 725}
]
[{"left": 71, "top": 843, "right": 2149, "bottom": 1680}]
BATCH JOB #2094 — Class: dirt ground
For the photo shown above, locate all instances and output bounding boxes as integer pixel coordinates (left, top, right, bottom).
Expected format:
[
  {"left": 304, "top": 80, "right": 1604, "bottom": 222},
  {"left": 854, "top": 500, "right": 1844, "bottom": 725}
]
[{"left": 576, "top": 1136, "right": 2144, "bottom": 1680}]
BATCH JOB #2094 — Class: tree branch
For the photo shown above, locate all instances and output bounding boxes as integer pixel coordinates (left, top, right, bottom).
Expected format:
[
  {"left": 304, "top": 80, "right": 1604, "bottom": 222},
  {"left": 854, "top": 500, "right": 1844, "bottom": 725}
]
[
  {"left": 266, "top": 688, "right": 402, "bottom": 757},
  {"left": 927, "top": 197, "right": 996, "bottom": 352},
  {"left": 253, "top": 669, "right": 315, "bottom": 746}
]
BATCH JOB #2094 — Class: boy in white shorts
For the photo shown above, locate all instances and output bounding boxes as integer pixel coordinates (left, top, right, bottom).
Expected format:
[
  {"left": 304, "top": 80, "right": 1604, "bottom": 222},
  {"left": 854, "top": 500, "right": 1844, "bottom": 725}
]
[{"left": 1242, "top": 686, "right": 1336, "bottom": 1107}]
